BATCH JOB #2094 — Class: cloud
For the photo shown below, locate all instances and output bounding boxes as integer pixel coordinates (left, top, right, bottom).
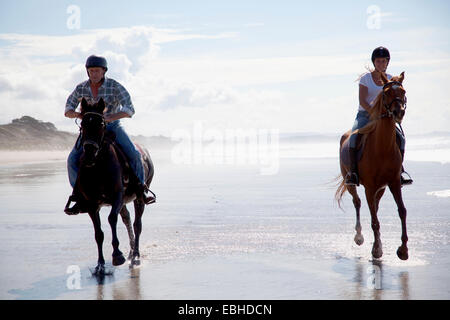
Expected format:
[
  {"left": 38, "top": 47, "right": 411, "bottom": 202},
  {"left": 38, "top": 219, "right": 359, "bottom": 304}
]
[
  {"left": 0, "top": 76, "right": 14, "bottom": 93},
  {"left": 0, "top": 24, "right": 449, "bottom": 137}
]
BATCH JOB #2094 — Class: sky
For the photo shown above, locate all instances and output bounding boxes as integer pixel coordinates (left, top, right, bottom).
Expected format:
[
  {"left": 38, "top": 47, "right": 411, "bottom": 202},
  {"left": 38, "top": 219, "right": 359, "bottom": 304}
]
[{"left": 0, "top": 0, "right": 449, "bottom": 137}]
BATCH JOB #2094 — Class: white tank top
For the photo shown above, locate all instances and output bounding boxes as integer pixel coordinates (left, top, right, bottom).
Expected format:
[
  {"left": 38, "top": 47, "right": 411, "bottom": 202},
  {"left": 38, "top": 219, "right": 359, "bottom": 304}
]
[{"left": 358, "top": 72, "right": 392, "bottom": 111}]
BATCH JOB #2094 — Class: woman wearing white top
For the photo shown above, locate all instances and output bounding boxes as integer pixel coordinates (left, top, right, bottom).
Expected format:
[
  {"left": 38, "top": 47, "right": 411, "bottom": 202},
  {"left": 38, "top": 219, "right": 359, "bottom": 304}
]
[{"left": 345, "top": 47, "right": 413, "bottom": 186}]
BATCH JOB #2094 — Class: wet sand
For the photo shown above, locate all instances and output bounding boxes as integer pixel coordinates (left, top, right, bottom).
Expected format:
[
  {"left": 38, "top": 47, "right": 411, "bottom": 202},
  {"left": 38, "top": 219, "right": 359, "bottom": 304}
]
[
  {"left": 0, "top": 152, "right": 449, "bottom": 300},
  {"left": 0, "top": 150, "right": 69, "bottom": 165}
]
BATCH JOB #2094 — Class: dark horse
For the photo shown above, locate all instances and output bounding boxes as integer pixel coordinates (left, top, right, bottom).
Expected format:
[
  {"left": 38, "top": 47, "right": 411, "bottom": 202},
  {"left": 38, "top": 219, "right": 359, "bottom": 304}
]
[
  {"left": 336, "top": 72, "right": 409, "bottom": 260},
  {"left": 75, "top": 98, "right": 154, "bottom": 273}
]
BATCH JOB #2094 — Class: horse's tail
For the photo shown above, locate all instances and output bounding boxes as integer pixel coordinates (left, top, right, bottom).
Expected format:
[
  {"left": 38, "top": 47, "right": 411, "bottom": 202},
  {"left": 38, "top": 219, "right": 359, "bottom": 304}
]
[
  {"left": 335, "top": 131, "right": 350, "bottom": 209},
  {"left": 334, "top": 174, "right": 347, "bottom": 209}
]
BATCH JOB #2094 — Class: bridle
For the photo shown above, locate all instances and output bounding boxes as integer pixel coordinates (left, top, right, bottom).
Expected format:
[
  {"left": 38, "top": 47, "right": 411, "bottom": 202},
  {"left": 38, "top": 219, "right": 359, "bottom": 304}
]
[
  {"left": 80, "top": 111, "right": 106, "bottom": 159},
  {"left": 381, "top": 81, "right": 407, "bottom": 119},
  {"left": 379, "top": 80, "right": 407, "bottom": 137}
]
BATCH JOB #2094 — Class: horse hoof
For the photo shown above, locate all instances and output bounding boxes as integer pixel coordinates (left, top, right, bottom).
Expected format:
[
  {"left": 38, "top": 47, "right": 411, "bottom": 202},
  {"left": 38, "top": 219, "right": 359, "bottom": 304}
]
[
  {"left": 372, "top": 248, "right": 383, "bottom": 259},
  {"left": 397, "top": 247, "right": 409, "bottom": 260},
  {"left": 93, "top": 264, "right": 105, "bottom": 275},
  {"left": 112, "top": 254, "right": 126, "bottom": 266},
  {"left": 131, "top": 258, "right": 141, "bottom": 267},
  {"left": 354, "top": 234, "right": 364, "bottom": 246},
  {"left": 131, "top": 252, "right": 141, "bottom": 266}
]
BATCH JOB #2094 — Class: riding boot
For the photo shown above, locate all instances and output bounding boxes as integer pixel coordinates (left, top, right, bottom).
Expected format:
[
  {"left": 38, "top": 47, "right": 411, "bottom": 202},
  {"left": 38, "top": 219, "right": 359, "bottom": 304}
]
[
  {"left": 345, "top": 147, "right": 360, "bottom": 186},
  {"left": 136, "top": 182, "right": 156, "bottom": 205},
  {"left": 399, "top": 148, "right": 413, "bottom": 186}
]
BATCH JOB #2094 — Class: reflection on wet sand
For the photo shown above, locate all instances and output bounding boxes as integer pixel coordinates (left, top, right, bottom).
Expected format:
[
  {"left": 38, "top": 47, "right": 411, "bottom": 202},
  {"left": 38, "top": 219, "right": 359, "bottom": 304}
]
[
  {"left": 399, "top": 272, "right": 410, "bottom": 300},
  {"left": 95, "top": 266, "right": 142, "bottom": 300},
  {"left": 350, "top": 259, "right": 411, "bottom": 300},
  {"left": 112, "top": 267, "right": 142, "bottom": 300}
]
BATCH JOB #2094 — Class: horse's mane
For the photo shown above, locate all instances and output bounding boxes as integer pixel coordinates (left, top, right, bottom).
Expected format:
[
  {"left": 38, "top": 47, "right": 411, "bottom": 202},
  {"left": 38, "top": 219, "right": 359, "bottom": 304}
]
[{"left": 356, "top": 93, "right": 384, "bottom": 135}]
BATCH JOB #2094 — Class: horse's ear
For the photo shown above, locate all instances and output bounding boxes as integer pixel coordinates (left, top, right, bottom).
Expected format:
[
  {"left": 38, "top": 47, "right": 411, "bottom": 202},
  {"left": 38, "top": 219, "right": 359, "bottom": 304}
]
[
  {"left": 81, "top": 97, "right": 88, "bottom": 112},
  {"left": 97, "top": 98, "right": 106, "bottom": 113},
  {"left": 380, "top": 72, "right": 389, "bottom": 85},
  {"left": 398, "top": 71, "right": 405, "bottom": 84}
]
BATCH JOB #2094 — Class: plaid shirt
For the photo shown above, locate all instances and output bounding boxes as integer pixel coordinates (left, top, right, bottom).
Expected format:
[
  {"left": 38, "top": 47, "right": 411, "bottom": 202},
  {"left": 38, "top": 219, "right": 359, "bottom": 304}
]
[{"left": 65, "top": 77, "right": 135, "bottom": 117}]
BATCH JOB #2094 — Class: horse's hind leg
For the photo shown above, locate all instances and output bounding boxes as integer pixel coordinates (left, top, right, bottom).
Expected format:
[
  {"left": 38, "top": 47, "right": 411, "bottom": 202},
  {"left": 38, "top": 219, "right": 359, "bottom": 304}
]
[
  {"left": 131, "top": 199, "right": 145, "bottom": 266},
  {"left": 389, "top": 182, "right": 408, "bottom": 260},
  {"left": 88, "top": 208, "right": 105, "bottom": 274},
  {"left": 347, "top": 185, "right": 364, "bottom": 246},
  {"left": 120, "top": 205, "right": 135, "bottom": 260}
]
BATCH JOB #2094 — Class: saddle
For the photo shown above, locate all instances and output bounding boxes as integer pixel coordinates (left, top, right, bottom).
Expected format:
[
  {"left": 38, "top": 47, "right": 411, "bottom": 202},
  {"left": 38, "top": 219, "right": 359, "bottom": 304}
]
[
  {"left": 340, "top": 132, "right": 367, "bottom": 167},
  {"left": 104, "top": 133, "right": 150, "bottom": 187},
  {"left": 104, "top": 131, "right": 131, "bottom": 186}
]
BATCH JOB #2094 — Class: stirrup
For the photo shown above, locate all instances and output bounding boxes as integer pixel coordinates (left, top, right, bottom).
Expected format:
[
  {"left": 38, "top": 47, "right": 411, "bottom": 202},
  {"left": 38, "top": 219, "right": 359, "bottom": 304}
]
[
  {"left": 137, "top": 183, "right": 156, "bottom": 205},
  {"left": 345, "top": 172, "right": 360, "bottom": 186},
  {"left": 143, "top": 188, "right": 156, "bottom": 205},
  {"left": 401, "top": 171, "right": 413, "bottom": 186}
]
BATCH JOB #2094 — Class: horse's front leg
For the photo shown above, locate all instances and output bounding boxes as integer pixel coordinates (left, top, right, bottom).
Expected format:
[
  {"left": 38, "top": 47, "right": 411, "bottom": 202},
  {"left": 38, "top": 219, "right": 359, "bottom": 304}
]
[
  {"left": 365, "top": 188, "right": 383, "bottom": 259},
  {"left": 109, "top": 194, "right": 126, "bottom": 266},
  {"left": 389, "top": 182, "right": 409, "bottom": 260},
  {"left": 88, "top": 207, "right": 105, "bottom": 274}
]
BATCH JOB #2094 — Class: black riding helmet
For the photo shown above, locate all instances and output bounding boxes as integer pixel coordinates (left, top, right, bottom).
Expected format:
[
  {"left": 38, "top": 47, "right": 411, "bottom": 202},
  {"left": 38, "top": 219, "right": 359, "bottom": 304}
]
[
  {"left": 85, "top": 55, "right": 108, "bottom": 71},
  {"left": 371, "top": 46, "right": 390, "bottom": 64}
]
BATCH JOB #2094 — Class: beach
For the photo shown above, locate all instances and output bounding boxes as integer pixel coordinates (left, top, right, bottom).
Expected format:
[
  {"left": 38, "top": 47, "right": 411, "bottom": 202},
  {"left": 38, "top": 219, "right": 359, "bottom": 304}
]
[{"left": 0, "top": 145, "right": 449, "bottom": 300}]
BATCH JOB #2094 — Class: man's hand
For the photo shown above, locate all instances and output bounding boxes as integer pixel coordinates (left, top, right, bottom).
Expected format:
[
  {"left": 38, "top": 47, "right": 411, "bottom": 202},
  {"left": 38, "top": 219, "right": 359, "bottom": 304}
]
[
  {"left": 104, "top": 112, "right": 131, "bottom": 123},
  {"left": 65, "top": 110, "right": 82, "bottom": 119}
]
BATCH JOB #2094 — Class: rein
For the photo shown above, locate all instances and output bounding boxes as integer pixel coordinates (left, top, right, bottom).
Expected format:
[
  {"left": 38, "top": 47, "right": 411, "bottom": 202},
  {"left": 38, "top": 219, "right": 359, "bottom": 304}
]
[
  {"left": 83, "top": 112, "right": 106, "bottom": 124},
  {"left": 75, "top": 111, "right": 105, "bottom": 129}
]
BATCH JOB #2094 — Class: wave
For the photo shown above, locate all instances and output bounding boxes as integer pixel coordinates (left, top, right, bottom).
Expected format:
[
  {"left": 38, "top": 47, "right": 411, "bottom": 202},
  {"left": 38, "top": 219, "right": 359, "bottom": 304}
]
[
  {"left": 427, "top": 190, "right": 450, "bottom": 198},
  {"left": 278, "top": 135, "right": 450, "bottom": 163}
]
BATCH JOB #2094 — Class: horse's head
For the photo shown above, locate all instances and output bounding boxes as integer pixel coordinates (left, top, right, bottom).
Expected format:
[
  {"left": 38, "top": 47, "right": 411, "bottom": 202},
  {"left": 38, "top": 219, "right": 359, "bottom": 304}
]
[
  {"left": 80, "top": 97, "right": 107, "bottom": 167},
  {"left": 380, "top": 72, "right": 407, "bottom": 123}
]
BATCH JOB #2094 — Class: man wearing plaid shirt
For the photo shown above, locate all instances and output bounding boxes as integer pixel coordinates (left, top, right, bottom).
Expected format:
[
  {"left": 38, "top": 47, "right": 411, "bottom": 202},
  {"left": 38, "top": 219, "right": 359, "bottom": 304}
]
[{"left": 64, "top": 55, "right": 153, "bottom": 215}]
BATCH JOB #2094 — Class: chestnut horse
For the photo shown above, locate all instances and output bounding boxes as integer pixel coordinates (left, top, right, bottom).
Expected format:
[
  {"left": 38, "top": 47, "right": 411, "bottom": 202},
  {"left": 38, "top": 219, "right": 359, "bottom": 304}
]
[
  {"left": 336, "top": 72, "right": 409, "bottom": 260},
  {"left": 76, "top": 98, "right": 155, "bottom": 274}
]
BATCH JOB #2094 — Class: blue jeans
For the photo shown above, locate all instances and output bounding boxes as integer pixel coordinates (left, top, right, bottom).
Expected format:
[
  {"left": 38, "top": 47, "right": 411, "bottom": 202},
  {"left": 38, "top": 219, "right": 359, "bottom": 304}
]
[
  {"left": 349, "top": 110, "right": 405, "bottom": 150},
  {"left": 351, "top": 110, "right": 370, "bottom": 132},
  {"left": 67, "top": 120, "right": 145, "bottom": 188}
]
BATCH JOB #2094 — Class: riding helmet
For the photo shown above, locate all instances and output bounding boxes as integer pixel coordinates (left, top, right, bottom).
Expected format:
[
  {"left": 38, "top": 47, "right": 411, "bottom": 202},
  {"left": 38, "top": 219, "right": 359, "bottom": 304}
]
[
  {"left": 371, "top": 46, "right": 390, "bottom": 64},
  {"left": 85, "top": 55, "right": 108, "bottom": 71}
]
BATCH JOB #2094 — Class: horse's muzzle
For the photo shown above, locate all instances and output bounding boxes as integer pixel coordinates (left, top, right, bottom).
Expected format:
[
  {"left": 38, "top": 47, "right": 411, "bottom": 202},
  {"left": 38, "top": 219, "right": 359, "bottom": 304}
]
[
  {"left": 82, "top": 140, "right": 100, "bottom": 166},
  {"left": 393, "top": 109, "right": 405, "bottom": 123}
]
